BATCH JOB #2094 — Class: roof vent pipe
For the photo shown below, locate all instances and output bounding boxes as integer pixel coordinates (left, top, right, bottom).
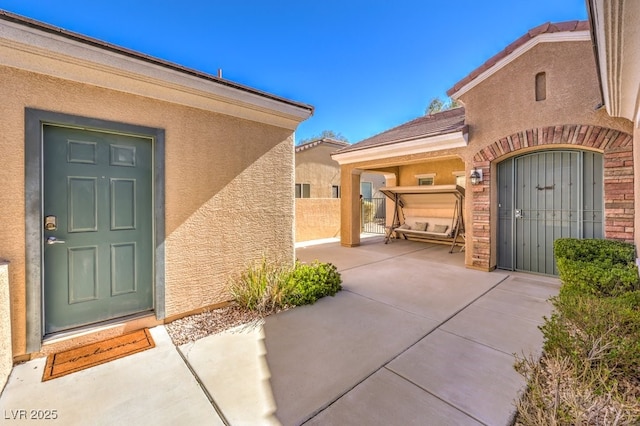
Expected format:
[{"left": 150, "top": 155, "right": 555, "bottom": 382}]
[{"left": 217, "top": 68, "right": 223, "bottom": 78}]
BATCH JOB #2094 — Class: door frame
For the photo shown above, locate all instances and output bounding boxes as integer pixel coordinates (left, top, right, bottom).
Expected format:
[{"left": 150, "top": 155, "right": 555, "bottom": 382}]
[{"left": 25, "top": 108, "right": 166, "bottom": 352}]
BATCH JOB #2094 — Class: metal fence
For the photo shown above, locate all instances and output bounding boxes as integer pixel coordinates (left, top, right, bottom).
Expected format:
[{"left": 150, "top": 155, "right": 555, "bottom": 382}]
[{"left": 361, "top": 197, "right": 386, "bottom": 234}]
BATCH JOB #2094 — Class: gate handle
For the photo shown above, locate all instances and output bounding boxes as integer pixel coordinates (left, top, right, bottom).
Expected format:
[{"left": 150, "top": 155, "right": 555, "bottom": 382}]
[{"left": 46, "top": 236, "right": 66, "bottom": 245}]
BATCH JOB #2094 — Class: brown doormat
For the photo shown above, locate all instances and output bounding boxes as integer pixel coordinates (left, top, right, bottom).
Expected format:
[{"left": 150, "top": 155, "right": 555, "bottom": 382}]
[{"left": 42, "top": 328, "right": 155, "bottom": 381}]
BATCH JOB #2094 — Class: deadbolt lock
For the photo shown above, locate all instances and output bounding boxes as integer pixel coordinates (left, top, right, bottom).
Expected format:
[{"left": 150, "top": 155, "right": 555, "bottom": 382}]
[{"left": 44, "top": 215, "right": 57, "bottom": 231}]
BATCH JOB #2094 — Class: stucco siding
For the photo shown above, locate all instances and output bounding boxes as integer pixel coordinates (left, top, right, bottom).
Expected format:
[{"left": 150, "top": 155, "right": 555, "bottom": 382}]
[
  {"left": 1, "top": 65, "right": 295, "bottom": 357},
  {"left": 295, "top": 145, "right": 342, "bottom": 198},
  {"left": 458, "top": 41, "right": 632, "bottom": 147},
  {"left": 398, "top": 158, "right": 465, "bottom": 186},
  {"left": 295, "top": 199, "right": 341, "bottom": 242}
]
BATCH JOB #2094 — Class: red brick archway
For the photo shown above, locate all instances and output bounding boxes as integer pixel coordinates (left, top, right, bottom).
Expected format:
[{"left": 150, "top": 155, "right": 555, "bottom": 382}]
[{"left": 470, "top": 124, "right": 633, "bottom": 271}]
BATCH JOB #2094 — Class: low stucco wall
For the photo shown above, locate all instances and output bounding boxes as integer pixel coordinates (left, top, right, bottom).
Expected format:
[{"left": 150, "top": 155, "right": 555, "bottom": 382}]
[
  {"left": 295, "top": 199, "right": 341, "bottom": 242},
  {"left": 0, "top": 261, "right": 11, "bottom": 392}
]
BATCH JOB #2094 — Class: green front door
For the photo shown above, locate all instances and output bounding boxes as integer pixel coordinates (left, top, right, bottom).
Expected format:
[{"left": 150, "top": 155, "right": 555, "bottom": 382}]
[{"left": 43, "top": 125, "right": 154, "bottom": 334}]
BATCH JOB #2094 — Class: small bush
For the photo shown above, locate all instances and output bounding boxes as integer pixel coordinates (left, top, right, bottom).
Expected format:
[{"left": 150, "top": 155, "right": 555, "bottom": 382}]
[
  {"left": 515, "top": 238, "right": 640, "bottom": 423},
  {"left": 554, "top": 238, "right": 639, "bottom": 297},
  {"left": 554, "top": 238, "right": 635, "bottom": 264},
  {"left": 229, "top": 258, "right": 342, "bottom": 313},
  {"left": 228, "top": 257, "right": 294, "bottom": 314},
  {"left": 286, "top": 261, "right": 342, "bottom": 305}
]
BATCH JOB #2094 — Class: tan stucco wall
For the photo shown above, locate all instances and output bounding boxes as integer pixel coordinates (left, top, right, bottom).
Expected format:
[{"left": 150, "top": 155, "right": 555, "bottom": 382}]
[
  {"left": 458, "top": 41, "right": 631, "bottom": 147},
  {"left": 295, "top": 145, "right": 342, "bottom": 198},
  {"left": 0, "top": 262, "right": 11, "bottom": 391},
  {"left": 295, "top": 199, "right": 341, "bottom": 242},
  {"left": 398, "top": 158, "right": 465, "bottom": 186},
  {"left": 1, "top": 65, "right": 295, "bottom": 357}
]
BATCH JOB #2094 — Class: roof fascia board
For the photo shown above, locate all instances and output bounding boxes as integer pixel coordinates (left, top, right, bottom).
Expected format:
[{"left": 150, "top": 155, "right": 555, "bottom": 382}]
[
  {"left": 450, "top": 31, "right": 591, "bottom": 99},
  {"left": 589, "top": 0, "right": 616, "bottom": 116},
  {"left": 332, "top": 131, "right": 467, "bottom": 165},
  {"left": 589, "top": 0, "right": 640, "bottom": 123},
  {"left": 0, "top": 18, "right": 312, "bottom": 128}
]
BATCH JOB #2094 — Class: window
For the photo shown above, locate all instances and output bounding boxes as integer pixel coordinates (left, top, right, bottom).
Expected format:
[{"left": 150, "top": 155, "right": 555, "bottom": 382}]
[
  {"left": 535, "top": 72, "right": 546, "bottom": 101},
  {"left": 415, "top": 173, "right": 436, "bottom": 186},
  {"left": 295, "top": 183, "right": 310, "bottom": 198},
  {"left": 332, "top": 185, "right": 340, "bottom": 198}
]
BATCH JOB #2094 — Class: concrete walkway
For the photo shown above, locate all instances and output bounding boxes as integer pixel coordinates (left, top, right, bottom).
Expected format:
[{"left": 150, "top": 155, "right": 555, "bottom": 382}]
[{"left": 0, "top": 237, "right": 559, "bottom": 425}]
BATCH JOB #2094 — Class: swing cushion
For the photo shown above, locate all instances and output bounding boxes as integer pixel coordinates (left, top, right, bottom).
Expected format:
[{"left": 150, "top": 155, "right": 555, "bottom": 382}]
[
  {"left": 430, "top": 224, "right": 448, "bottom": 234},
  {"left": 414, "top": 222, "right": 428, "bottom": 231},
  {"left": 396, "top": 216, "right": 453, "bottom": 238}
]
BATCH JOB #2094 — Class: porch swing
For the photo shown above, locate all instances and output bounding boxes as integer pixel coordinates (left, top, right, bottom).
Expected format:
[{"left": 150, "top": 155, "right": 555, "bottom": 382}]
[{"left": 380, "top": 184, "right": 465, "bottom": 253}]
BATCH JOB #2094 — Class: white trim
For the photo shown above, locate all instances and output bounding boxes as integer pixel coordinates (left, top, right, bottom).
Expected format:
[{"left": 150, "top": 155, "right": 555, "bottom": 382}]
[
  {"left": 450, "top": 31, "right": 591, "bottom": 99},
  {"left": 0, "top": 19, "right": 312, "bottom": 129},
  {"left": 415, "top": 173, "right": 436, "bottom": 179},
  {"left": 451, "top": 170, "right": 465, "bottom": 177},
  {"left": 590, "top": 0, "right": 640, "bottom": 123},
  {"left": 332, "top": 131, "right": 467, "bottom": 165}
]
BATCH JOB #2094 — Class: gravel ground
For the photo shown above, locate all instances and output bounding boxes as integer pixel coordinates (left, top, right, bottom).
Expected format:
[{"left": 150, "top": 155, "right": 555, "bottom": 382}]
[{"left": 165, "top": 304, "right": 265, "bottom": 346}]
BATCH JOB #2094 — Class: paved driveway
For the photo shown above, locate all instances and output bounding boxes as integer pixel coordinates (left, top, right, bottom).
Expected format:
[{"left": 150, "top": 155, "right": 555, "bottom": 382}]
[
  {"left": 183, "top": 237, "right": 559, "bottom": 425},
  {"left": 0, "top": 237, "right": 559, "bottom": 425}
]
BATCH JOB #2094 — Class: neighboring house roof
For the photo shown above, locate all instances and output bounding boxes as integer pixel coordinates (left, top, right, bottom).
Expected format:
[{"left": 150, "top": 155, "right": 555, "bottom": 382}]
[
  {"left": 447, "top": 20, "right": 590, "bottom": 99},
  {"left": 0, "top": 9, "right": 314, "bottom": 124},
  {"left": 332, "top": 107, "right": 467, "bottom": 165},
  {"left": 335, "top": 107, "right": 466, "bottom": 154},
  {"left": 295, "top": 138, "right": 349, "bottom": 153}
]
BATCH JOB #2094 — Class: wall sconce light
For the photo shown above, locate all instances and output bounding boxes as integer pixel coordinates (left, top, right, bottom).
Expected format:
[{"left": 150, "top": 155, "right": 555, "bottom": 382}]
[{"left": 470, "top": 168, "right": 483, "bottom": 185}]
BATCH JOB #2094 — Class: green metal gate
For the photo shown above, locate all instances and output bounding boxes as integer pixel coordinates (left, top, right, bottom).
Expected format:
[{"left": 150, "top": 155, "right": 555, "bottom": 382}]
[{"left": 497, "top": 150, "right": 603, "bottom": 275}]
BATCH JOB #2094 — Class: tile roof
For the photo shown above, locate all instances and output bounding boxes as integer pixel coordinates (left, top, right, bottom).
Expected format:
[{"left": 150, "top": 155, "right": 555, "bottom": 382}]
[
  {"left": 295, "top": 138, "right": 349, "bottom": 153},
  {"left": 0, "top": 9, "right": 313, "bottom": 113},
  {"left": 334, "top": 107, "right": 466, "bottom": 154},
  {"left": 447, "top": 20, "right": 589, "bottom": 97}
]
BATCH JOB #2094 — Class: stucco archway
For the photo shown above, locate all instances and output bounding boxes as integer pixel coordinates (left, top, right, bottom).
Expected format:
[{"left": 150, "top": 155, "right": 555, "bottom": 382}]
[{"left": 469, "top": 124, "right": 633, "bottom": 271}]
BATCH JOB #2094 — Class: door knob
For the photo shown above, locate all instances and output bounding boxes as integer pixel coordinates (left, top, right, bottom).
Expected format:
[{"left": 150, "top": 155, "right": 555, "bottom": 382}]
[
  {"left": 515, "top": 209, "right": 523, "bottom": 219},
  {"left": 46, "top": 236, "right": 66, "bottom": 245}
]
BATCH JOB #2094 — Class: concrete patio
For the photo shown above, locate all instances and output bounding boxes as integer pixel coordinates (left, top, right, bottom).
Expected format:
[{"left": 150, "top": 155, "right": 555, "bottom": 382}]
[{"left": 0, "top": 237, "right": 559, "bottom": 425}]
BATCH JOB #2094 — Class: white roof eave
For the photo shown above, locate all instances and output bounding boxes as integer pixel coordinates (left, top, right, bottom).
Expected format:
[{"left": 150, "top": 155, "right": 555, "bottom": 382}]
[{"left": 332, "top": 130, "right": 467, "bottom": 165}]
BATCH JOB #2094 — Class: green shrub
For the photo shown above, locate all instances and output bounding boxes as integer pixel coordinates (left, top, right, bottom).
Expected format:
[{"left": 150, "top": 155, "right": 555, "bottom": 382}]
[
  {"left": 286, "top": 261, "right": 342, "bottom": 305},
  {"left": 554, "top": 238, "right": 639, "bottom": 297},
  {"left": 554, "top": 238, "right": 635, "bottom": 264},
  {"left": 229, "top": 258, "right": 342, "bottom": 313},
  {"left": 515, "top": 238, "right": 640, "bottom": 423},
  {"left": 541, "top": 290, "right": 640, "bottom": 385}
]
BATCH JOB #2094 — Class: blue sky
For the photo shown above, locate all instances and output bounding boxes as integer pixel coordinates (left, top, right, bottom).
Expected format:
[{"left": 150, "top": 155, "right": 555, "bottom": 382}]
[{"left": 1, "top": 1, "right": 587, "bottom": 143}]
